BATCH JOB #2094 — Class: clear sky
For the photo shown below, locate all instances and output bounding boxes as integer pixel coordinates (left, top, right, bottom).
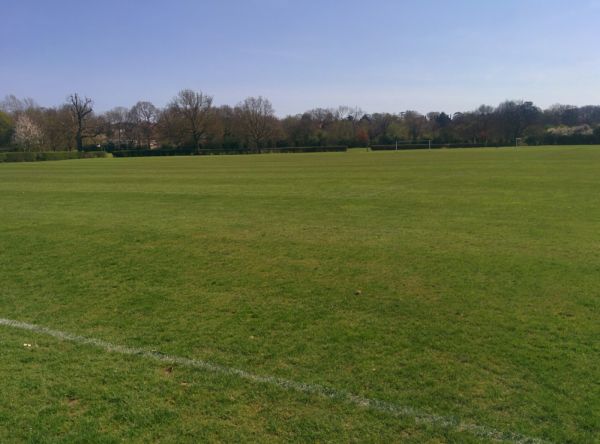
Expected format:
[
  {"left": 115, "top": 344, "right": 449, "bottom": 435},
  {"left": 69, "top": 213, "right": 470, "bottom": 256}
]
[{"left": 2, "top": 0, "right": 600, "bottom": 115}]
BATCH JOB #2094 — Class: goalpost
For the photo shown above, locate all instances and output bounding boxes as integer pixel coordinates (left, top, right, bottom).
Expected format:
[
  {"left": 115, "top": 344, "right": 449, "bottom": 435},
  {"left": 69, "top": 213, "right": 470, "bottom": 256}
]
[{"left": 392, "top": 140, "right": 434, "bottom": 150}]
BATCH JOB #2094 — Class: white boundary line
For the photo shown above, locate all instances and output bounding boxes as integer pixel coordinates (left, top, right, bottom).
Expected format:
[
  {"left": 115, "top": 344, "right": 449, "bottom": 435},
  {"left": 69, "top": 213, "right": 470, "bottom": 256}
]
[{"left": 0, "top": 318, "right": 547, "bottom": 443}]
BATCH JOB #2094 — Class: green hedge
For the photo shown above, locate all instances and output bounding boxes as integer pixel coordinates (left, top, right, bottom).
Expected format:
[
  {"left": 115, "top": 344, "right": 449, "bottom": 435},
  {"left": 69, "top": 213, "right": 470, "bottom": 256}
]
[
  {"left": 111, "top": 147, "right": 195, "bottom": 157},
  {"left": 0, "top": 151, "right": 110, "bottom": 163},
  {"left": 79, "top": 151, "right": 111, "bottom": 159},
  {"left": 260, "top": 146, "right": 347, "bottom": 153},
  {"left": 40, "top": 151, "right": 81, "bottom": 161},
  {"left": 370, "top": 143, "right": 498, "bottom": 151},
  {"left": 4, "top": 152, "right": 38, "bottom": 162},
  {"left": 112, "top": 146, "right": 348, "bottom": 157}
]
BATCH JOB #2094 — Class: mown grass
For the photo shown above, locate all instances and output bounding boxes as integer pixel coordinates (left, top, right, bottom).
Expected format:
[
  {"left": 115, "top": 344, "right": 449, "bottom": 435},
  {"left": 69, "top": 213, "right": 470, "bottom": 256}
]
[{"left": 0, "top": 147, "right": 598, "bottom": 442}]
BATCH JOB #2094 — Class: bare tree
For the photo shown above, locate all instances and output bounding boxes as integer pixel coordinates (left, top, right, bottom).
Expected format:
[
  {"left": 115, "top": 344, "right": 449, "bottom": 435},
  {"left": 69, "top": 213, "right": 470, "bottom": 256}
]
[
  {"left": 236, "top": 96, "right": 276, "bottom": 150},
  {"left": 104, "top": 107, "right": 131, "bottom": 149},
  {"left": 1, "top": 95, "right": 37, "bottom": 115},
  {"left": 335, "top": 106, "right": 364, "bottom": 123},
  {"left": 474, "top": 105, "right": 494, "bottom": 145},
  {"left": 169, "top": 89, "right": 213, "bottom": 152},
  {"left": 67, "top": 93, "right": 93, "bottom": 150},
  {"left": 130, "top": 101, "right": 158, "bottom": 148},
  {"left": 38, "top": 106, "right": 76, "bottom": 151},
  {"left": 309, "top": 108, "right": 336, "bottom": 129}
]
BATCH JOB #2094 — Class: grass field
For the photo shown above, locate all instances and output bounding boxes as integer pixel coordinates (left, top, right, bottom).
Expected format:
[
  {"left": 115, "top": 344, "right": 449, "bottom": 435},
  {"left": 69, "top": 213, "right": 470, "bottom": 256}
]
[{"left": 0, "top": 147, "right": 598, "bottom": 443}]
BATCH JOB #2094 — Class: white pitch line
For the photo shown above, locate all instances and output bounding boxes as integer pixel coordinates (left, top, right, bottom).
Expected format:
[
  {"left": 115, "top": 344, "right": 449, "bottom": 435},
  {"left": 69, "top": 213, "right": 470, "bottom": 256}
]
[{"left": 0, "top": 317, "right": 547, "bottom": 443}]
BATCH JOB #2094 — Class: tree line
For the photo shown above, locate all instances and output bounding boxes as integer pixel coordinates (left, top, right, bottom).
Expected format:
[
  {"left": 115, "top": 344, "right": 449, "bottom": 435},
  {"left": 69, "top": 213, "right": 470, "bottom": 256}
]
[{"left": 2, "top": 90, "right": 600, "bottom": 153}]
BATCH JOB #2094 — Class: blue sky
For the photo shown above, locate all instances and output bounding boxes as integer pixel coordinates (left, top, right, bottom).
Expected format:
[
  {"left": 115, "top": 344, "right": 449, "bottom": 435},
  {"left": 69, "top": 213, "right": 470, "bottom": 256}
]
[{"left": 2, "top": 0, "right": 600, "bottom": 115}]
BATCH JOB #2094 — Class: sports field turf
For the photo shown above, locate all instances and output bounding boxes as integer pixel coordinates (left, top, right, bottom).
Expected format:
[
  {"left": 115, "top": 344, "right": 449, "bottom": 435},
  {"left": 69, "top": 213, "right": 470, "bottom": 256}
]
[{"left": 0, "top": 147, "right": 598, "bottom": 443}]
